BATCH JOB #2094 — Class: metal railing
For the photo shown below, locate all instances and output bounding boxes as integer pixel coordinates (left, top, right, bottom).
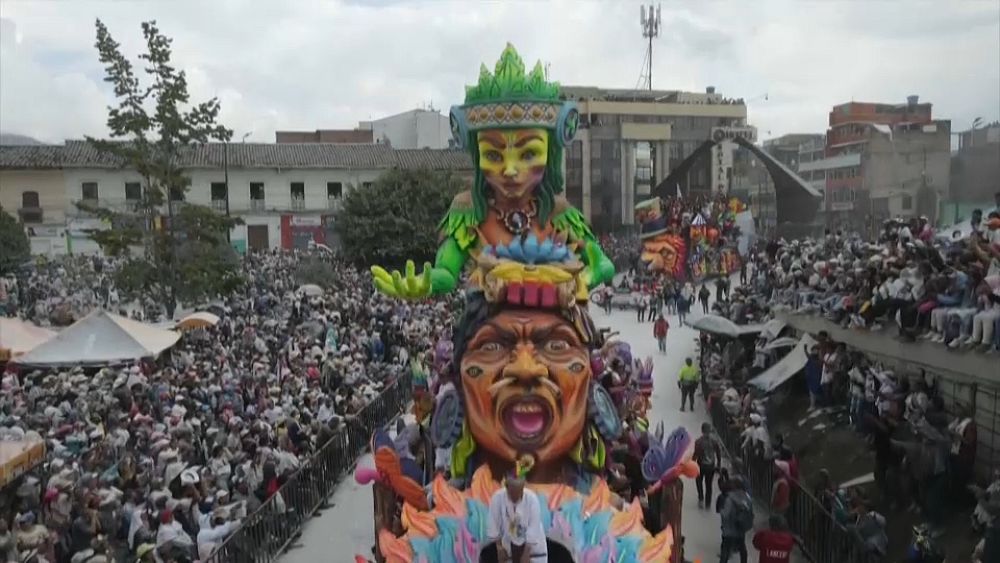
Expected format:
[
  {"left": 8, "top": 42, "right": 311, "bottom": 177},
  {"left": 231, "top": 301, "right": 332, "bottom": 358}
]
[
  {"left": 205, "top": 372, "right": 412, "bottom": 563},
  {"left": 706, "top": 397, "right": 882, "bottom": 563}
]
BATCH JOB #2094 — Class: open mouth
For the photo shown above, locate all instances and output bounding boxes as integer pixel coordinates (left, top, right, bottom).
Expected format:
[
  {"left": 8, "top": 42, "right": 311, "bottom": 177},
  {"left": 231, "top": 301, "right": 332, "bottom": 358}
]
[{"left": 500, "top": 395, "right": 553, "bottom": 445}]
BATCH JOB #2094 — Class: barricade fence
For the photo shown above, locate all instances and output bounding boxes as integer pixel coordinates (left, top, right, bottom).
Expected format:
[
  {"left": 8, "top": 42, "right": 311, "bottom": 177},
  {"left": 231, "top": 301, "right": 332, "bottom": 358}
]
[
  {"left": 707, "top": 397, "right": 882, "bottom": 563},
  {"left": 205, "top": 372, "right": 413, "bottom": 563}
]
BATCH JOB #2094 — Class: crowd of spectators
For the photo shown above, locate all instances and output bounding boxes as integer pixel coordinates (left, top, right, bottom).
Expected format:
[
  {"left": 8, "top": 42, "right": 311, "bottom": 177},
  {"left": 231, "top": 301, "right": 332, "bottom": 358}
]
[
  {"left": 763, "top": 201, "right": 1000, "bottom": 352},
  {"left": 688, "top": 201, "right": 1000, "bottom": 561},
  {"left": 0, "top": 250, "right": 454, "bottom": 563}
]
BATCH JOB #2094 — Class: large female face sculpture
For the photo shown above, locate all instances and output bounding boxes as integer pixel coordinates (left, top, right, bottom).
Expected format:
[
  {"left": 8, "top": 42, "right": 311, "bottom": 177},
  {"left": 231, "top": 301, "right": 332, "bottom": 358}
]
[
  {"left": 459, "top": 308, "right": 591, "bottom": 467},
  {"left": 477, "top": 128, "right": 549, "bottom": 202}
]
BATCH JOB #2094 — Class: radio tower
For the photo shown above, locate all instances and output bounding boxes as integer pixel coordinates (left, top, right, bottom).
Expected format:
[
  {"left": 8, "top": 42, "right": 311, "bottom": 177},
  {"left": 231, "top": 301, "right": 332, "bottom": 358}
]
[{"left": 639, "top": 4, "right": 661, "bottom": 91}]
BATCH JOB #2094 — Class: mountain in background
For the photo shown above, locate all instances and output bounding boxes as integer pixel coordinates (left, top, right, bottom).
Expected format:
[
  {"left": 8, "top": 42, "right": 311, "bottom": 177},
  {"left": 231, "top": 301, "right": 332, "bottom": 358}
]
[{"left": 0, "top": 132, "right": 44, "bottom": 145}]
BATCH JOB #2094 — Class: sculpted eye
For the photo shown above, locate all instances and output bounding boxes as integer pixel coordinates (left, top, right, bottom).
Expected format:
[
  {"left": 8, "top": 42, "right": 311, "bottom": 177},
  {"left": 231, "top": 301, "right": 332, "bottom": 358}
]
[
  {"left": 484, "top": 150, "right": 503, "bottom": 163},
  {"left": 545, "top": 340, "right": 570, "bottom": 352},
  {"left": 521, "top": 150, "right": 536, "bottom": 161},
  {"left": 479, "top": 341, "right": 504, "bottom": 352}
]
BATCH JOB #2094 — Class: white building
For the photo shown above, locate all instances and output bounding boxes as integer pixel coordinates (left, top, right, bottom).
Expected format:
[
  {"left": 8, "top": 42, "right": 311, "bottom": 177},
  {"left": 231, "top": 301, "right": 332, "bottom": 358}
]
[
  {"left": 1, "top": 141, "right": 471, "bottom": 255},
  {"left": 358, "top": 109, "right": 453, "bottom": 150}
]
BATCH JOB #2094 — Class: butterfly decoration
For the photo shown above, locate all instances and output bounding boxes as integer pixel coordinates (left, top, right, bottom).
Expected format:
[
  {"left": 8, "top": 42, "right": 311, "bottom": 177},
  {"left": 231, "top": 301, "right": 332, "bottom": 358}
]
[{"left": 642, "top": 426, "right": 699, "bottom": 493}]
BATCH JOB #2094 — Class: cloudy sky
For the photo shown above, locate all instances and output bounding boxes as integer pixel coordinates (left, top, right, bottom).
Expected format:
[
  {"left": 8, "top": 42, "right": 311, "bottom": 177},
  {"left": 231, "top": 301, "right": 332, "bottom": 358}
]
[{"left": 1, "top": 0, "right": 998, "bottom": 145}]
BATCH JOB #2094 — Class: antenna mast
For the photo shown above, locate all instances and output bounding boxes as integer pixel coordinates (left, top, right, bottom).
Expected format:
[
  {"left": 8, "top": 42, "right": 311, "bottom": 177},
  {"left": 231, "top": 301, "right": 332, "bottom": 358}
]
[{"left": 639, "top": 4, "right": 661, "bottom": 91}]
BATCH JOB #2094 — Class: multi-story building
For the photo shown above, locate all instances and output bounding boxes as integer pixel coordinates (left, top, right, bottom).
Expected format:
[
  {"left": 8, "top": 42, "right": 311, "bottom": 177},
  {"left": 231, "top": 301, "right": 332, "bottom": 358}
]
[
  {"left": 358, "top": 109, "right": 453, "bottom": 150},
  {"left": 796, "top": 97, "right": 951, "bottom": 234},
  {"left": 1, "top": 141, "right": 472, "bottom": 255},
  {"left": 559, "top": 86, "right": 748, "bottom": 231},
  {"left": 947, "top": 121, "right": 1000, "bottom": 223},
  {"left": 280, "top": 109, "right": 454, "bottom": 150}
]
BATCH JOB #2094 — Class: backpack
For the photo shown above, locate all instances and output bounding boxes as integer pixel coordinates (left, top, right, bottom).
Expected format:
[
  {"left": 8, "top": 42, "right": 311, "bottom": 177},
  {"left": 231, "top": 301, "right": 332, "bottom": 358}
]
[{"left": 733, "top": 495, "right": 755, "bottom": 534}]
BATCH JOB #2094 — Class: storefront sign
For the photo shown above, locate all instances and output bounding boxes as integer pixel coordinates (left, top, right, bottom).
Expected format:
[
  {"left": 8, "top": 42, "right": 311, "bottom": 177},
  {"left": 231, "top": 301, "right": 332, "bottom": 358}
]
[{"left": 711, "top": 126, "right": 757, "bottom": 143}]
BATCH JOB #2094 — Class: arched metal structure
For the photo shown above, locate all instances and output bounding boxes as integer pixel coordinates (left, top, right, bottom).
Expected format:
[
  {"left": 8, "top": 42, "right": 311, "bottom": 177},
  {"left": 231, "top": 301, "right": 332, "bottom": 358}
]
[{"left": 652, "top": 137, "right": 822, "bottom": 228}]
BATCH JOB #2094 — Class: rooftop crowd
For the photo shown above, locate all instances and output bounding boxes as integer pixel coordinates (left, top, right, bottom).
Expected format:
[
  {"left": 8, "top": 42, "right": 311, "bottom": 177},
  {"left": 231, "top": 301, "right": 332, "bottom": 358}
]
[
  {"left": 690, "top": 199, "right": 1000, "bottom": 562},
  {"left": 0, "top": 250, "right": 455, "bottom": 563}
]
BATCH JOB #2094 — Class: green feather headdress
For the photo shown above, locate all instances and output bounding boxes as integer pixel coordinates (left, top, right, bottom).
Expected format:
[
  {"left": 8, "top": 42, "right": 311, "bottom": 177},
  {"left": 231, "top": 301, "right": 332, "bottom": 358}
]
[{"left": 448, "top": 43, "right": 580, "bottom": 224}]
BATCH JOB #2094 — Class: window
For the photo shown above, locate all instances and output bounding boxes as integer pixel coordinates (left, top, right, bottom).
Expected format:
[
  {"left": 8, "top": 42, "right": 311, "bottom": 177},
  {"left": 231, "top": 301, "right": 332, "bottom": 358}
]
[
  {"left": 362, "top": 182, "right": 373, "bottom": 190},
  {"left": 590, "top": 141, "right": 601, "bottom": 159},
  {"left": 250, "top": 182, "right": 265, "bottom": 201},
  {"left": 327, "top": 182, "right": 343, "bottom": 199},
  {"left": 901, "top": 195, "right": 913, "bottom": 210},
  {"left": 290, "top": 182, "right": 305, "bottom": 200},
  {"left": 169, "top": 187, "right": 184, "bottom": 202},
  {"left": 210, "top": 182, "right": 228, "bottom": 201},
  {"left": 125, "top": 182, "right": 142, "bottom": 201},
  {"left": 81, "top": 182, "right": 98, "bottom": 201},
  {"left": 21, "top": 191, "right": 40, "bottom": 208}
]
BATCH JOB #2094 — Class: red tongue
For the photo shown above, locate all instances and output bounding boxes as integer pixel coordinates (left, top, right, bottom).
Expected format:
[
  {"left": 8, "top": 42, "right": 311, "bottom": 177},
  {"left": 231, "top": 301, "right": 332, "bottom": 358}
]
[{"left": 511, "top": 411, "right": 545, "bottom": 435}]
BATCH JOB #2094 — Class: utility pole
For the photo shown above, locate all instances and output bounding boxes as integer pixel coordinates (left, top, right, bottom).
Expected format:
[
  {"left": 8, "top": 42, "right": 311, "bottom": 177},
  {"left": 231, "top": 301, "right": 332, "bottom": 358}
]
[{"left": 223, "top": 141, "right": 231, "bottom": 242}]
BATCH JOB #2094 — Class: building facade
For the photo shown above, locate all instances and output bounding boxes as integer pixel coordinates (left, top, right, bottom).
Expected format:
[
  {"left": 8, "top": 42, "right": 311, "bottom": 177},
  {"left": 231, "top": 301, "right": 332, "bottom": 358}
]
[
  {"left": 359, "top": 109, "right": 453, "bottom": 150},
  {"left": 559, "top": 86, "right": 748, "bottom": 231},
  {"left": 947, "top": 121, "right": 1000, "bottom": 223},
  {"left": 796, "top": 97, "right": 951, "bottom": 235},
  {"left": 1, "top": 141, "right": 472, "bottom": 255}
]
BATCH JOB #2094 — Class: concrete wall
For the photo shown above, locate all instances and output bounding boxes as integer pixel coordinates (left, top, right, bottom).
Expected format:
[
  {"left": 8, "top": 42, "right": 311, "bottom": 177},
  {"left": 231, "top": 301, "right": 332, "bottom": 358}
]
[
  {"left": 865, "top": 125, "right": 952, "bottom": 220},
  {"left": 371, "top": 110, "right": 451, "bottom": 149}
]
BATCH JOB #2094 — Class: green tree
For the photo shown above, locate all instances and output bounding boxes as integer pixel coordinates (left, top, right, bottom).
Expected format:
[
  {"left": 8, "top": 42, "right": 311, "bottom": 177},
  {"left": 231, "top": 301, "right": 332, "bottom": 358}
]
[
  {"left": 82, "top": 20, "right": 241, "bottom": 314},
  {"left": 335, "top": 168, "right": 464, "bottom": 268},
  {"left": 0, "top": 206, "right": 30, "bottom": 274}
]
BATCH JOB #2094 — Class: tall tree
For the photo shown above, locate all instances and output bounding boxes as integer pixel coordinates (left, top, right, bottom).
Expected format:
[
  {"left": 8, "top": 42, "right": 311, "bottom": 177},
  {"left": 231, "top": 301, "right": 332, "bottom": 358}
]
[
  {"left": 335, "top": 168, "right": 465, "bottom": 268},
  {"left": 83, "top": 20, "right": 240, "bottom": 314},
  {"left": 0, "top": 206, "right": 30, "bottom": 275}
]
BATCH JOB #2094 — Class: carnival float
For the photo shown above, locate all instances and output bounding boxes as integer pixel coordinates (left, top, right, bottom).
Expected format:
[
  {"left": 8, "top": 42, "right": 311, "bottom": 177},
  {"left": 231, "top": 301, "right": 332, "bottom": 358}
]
[
  {"left": 355, "top": 45, "right": 698, "bottom": 563},
  {"left": 636, "top": 195, "right": 748, "bottom": 281}
]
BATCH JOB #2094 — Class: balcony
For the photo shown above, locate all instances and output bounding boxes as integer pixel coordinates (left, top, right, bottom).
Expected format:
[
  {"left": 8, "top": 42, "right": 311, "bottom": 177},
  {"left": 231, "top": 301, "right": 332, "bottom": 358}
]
[
  {"left": 250, "top": 200, "right": 266, "bottom": 212},
  {"left": 327, "top": 197, "right": 342, "bottom": 211},
  {"left": 291, "top": 198, "right": 306, "bottom": 211},
  {"left": 18, "top": 207, "right": 43, "bottom": 224},
  {"left": 210, "top": 199, "right": 228, "bottom": 213}
]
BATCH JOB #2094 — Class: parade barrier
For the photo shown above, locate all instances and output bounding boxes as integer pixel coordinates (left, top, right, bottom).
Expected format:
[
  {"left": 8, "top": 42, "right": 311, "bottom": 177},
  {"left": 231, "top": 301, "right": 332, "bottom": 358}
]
[
  {"left": 205, "top": 372, "right": 413, "bottom": 563},
  {"left": 707, "top": 398, "right": 882, "bottom": 563}
]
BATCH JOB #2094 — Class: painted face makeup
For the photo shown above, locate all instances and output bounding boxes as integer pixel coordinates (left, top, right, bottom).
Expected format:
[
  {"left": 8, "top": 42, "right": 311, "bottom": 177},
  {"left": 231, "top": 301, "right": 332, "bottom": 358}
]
[
  {"left": 459, "top": 309, "right": 590, "bottom": 468},
  {"left": 477, "top": 128, "right": 549, "bottom": 202}
]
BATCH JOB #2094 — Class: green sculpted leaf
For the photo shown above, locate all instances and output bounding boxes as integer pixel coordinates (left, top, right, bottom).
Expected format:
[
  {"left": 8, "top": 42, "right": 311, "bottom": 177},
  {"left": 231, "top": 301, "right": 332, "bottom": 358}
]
[{"left": 465, "top": 43, "right": 561, "bottom": 104}]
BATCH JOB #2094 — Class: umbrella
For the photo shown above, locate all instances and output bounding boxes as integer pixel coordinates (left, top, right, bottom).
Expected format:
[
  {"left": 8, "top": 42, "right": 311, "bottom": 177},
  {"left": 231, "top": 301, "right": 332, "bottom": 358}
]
[
  {"left": 763, "top": 336, "right": 799, "bottom": 352},
  {"left": 689, "top": 314, "right": 744, "bottom": 338},
  {"left": 175, "top": 312, "right": 220, "bottom": 331},
  {"left": 298, "top": 284, "right": 324, "bottom": 297}
]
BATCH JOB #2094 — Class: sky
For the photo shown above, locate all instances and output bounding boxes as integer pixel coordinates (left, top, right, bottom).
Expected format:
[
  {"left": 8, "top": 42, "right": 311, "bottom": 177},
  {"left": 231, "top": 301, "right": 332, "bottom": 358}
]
[{"left": 1, "top": 0, "right": 998, "bottom": 145}]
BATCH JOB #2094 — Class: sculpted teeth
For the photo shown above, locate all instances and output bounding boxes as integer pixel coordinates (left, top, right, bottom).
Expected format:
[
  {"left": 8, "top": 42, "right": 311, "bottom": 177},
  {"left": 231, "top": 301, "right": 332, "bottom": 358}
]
[{"left": 512, "top": 403, "right": 542, "bottom": 414}]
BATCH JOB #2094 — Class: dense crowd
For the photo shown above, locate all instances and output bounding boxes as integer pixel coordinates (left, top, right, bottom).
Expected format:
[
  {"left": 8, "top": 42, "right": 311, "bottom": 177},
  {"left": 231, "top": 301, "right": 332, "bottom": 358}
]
[
  {"left": 689, "top": 205, "right": 1000, "bottom": 562},
  {"left": 0, "top": 250, "right": 455, "bottom": 563}
]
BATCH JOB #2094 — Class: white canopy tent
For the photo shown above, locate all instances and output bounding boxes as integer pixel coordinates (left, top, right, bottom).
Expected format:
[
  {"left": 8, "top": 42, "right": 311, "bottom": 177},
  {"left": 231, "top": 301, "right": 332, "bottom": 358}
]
[
  {"left": 14, "top": 310, "right": 180, "bottom": 367},
  {"left": 0, "top": 318, "right": 56, "bottom": 360},
  {"left": 749, "top": 334, "right": 817, "bottom": 394}
]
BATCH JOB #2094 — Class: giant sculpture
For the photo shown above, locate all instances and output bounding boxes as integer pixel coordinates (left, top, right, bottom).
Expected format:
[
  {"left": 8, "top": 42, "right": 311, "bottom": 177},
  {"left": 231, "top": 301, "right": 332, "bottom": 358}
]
[{"left": 357, "top": 45, "right": 696, "bottom": 563}]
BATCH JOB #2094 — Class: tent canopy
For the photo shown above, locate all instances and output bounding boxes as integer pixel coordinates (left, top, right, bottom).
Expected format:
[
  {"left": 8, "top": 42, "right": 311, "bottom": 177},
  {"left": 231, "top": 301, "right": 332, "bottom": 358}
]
[
  {"left": 176, "top": 312, "right": 220, "bottom": 331},
  {"left": 689, "top": 315, "right": 764, "bottom": 338},
  {"left": 749, "top": 334, "right": 817, "bottom": 393},
  {"left": 0, "top": 318, "right": 56, "bottom": 359},
  {"left": 14, "top": 310, "right": 180, "bottom": 367}
]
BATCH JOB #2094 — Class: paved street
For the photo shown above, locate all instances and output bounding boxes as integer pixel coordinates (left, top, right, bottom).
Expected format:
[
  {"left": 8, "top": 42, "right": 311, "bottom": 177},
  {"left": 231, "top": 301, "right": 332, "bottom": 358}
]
[{"left": 284, "top": 300, "right": 805, "bottom": 563}]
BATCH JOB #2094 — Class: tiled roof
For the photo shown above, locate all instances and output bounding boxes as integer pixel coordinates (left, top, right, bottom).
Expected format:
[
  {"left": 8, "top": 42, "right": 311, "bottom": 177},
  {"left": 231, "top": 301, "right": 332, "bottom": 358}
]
[
  {"left": 0, "top": 145, "right": 66, "bottom": 169},
  {"left": 1, "top": 141, "right": 473, "bottom": 171}
]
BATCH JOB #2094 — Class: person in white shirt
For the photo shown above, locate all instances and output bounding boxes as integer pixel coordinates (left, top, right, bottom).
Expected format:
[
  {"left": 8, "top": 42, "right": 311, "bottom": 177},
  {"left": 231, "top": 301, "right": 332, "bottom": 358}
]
[
  {"left": 486, "top": 473, "right": 547, "bottom": 563},
  {"left": 197, "top": 511, "right": 241, "bottom": 561}
]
